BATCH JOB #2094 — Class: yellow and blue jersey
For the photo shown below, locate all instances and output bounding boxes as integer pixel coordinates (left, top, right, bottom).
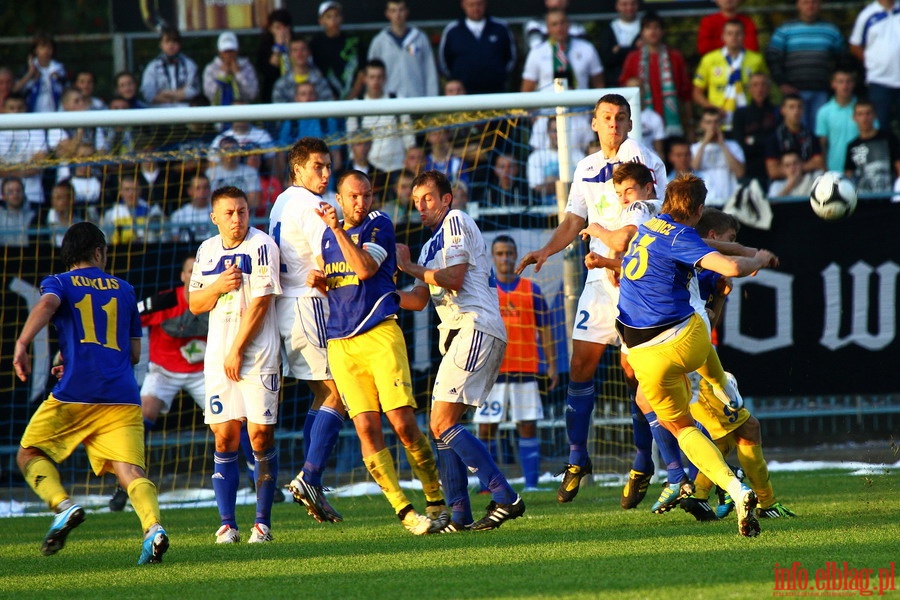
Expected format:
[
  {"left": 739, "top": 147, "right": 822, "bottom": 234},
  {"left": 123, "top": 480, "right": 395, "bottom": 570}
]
[
  {"left": 618, "top": 214, "right": 716, "bottom": 330},
  {"left": 41, "top": 266, "right": 141, "bottom": 405},
  {"left": 321, "top": 211, "right": 400, "bottom": 340}
]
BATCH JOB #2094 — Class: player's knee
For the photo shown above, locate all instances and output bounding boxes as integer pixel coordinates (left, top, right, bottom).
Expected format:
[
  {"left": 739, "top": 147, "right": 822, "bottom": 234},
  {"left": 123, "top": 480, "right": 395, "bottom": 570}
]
[
  {"left": 16, "top": 446, "right": 45, "bottom": 472},
  {"left": 429, "top": 419, "right": 448, "bottom": 440},
  {"left": 619, "top": 358, "right": 637, "bottom": 387},
  {"left": 248, "top": 427, "right": 275, "bottom": 451},
  {"left": 140, "top": 396, "right": 163, "bottom": 422},
  {"left": 736, "top": 415, "right": 762, "bottom": 445}
]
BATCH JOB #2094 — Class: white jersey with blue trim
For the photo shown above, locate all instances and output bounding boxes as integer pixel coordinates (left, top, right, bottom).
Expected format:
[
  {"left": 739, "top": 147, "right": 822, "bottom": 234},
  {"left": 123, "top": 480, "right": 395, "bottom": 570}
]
[
  {"left": 268, "top": 185, "right": 328, "bottom": 298},
  {"left": 414, "top": 209, "right": 507, "bottom": 345},
  {"left": 567, "top": 138, "right": 667, "bottom": 283},
  {"left": 191, "top": 227, "right": 282, "bottom": 376}
]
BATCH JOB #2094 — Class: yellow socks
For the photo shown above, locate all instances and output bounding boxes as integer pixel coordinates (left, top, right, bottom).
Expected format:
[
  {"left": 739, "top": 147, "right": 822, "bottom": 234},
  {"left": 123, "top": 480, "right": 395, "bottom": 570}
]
[
  {"left": 676, "top": 426, "right": 737, "bottom": 492},
  {"left": 22, "top": 456, "right": 68, "bottom": 510},
  {"left": 364, "top": 447, "right": 411, "bottom": 514},
  {"left": 127, "top": 477, "right": 162, "bottom": 533},
  {"left": 403, "top": 435, "right": 444, "bottom": 505},
  {"left": 737, "top": 443, "right": 775, "bottom": 508}
]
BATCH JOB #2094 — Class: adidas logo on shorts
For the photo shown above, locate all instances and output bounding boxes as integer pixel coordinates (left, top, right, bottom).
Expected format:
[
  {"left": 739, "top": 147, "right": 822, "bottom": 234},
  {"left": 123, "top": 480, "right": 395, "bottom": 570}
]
[{"left": 263, "top": 409, "right": 272, "bottom": 417}]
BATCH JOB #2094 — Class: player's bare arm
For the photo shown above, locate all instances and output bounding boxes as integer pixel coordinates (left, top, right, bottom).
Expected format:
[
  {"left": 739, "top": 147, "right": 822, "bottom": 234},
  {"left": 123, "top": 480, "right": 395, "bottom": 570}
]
[
  {"left": 699, "top": 249, "right": 777, "bottom": 278},
  {"left": 12, "top": 293, "right": 61, "bottom": 382},
  {"left": 539, "top": 322, "right": 559, "bottom": 391},
  {"left": 189, "top": 264, "right": 242, "bottom": 315},
  {"left": 396, "top": 284, "right": 430, "bottom": 311},
  {"left": 396, "top": 242, "right": 467, "bottom": 291},
  {"left": 306, "top": 268, "right": 327, "bottom": 295},
  {"left": 515, "top": 213, "right": 585, "bottom": 274},
  {"left": 223, "top": 294, "right": 274, "bottom": 382},
  {"left": 584, "top": 251, "right": 623, "bottom": 273},
  {"left": 579, "top": 222, "right": 637, "bottom": 253},
  {"left": 131, "top": 338, "right": 141, "bottom": 365},
  {"left": 706, "top": 276, "right": 733, "bottom": 330},
  {"left": 707, "top": 239, "right": 779, "bottom": 267}
]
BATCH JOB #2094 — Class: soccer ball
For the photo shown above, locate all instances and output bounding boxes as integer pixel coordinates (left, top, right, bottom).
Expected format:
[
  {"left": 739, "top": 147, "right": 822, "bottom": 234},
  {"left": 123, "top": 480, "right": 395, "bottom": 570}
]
[{"left": 809, "top": 172, "right": 857, "bottom": 220}]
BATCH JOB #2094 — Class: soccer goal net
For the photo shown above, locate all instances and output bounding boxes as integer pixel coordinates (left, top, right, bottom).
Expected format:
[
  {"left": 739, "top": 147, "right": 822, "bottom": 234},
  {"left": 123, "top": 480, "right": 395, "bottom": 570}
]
[{"left": 0, "top": 88, "right": 642, "bottom": 511}]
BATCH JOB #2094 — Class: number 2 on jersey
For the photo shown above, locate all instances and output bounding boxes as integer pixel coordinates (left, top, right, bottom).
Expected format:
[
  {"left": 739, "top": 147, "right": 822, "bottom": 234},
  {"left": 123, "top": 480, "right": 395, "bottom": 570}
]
[{"left": 74, "top": 295, "right": 120, "bottom": 350}]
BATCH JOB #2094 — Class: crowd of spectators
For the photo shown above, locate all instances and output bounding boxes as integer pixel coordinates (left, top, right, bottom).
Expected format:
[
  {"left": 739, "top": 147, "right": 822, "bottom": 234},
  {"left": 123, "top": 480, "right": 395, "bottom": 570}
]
[{"left": 1, "top": 0, "right": 899, "bottom": 248}]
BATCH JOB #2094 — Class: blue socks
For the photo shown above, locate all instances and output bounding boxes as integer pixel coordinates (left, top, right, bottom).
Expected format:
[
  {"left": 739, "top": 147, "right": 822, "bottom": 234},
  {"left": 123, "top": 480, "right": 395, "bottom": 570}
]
[
  {"left": 239, "top": 426, "right": 255, "bottom": 484},
  {"left": 566, "top": 380, "right": 595, "bottom": 466},
  {"left": 212, "top": 451, "right": 239, "bottom": 528},
  {"left": 646, "top": 410, "right": 688, "bottom": 484},
  {"left": 303, "top": 409, "right": 319, "bottom": 458},
  {"left": 435, "top": 438, "right": 472, "bottom": 525},
  {"left": 302, "top": 405, "right": 345, "bottom": 486},
  {"left": 630, "top": 398, "right": 654, "bottom": 474},
  {"left": 518, "top": 436, "right": 541, "bottom": 488},
  {"left": 441, "top": 424, "right": 515, "bottom": 505},
  {"left": 253, "top": 447, "right": 278, "bottom": 528}
]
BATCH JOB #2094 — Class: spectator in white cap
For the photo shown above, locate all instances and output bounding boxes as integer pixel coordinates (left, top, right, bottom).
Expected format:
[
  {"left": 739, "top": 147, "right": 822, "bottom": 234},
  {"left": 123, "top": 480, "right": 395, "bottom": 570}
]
[{"left": 202, "top": 31, "right": 259, "bottom": 106}]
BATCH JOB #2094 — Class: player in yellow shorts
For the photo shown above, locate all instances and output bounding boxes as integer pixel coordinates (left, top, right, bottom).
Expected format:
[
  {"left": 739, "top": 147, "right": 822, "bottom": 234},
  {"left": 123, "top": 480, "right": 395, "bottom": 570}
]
[
  {"left": 327, "top": 320, "right": 416, "bottom": 417},
  {"left": 311, "top": 170, "right": 447, "bottom": 534},
  {"left": 681, "top": 207, "right": 796, "bottom": 521},
  {"left": 13, "top": 222, "right": 168, "bottom": 564},
  {"left": 616, "top": 174, "right": 777, "bottom": 537}
]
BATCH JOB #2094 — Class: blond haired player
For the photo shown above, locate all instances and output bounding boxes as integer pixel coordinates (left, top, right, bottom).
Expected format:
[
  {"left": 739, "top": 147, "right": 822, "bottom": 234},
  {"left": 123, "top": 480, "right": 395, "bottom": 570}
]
[
  {"left": 616, "top": 174, "right": 777, "bottom": 537},
  {"left": 682, "top": 207, "right": 796, "bottom": 521}
]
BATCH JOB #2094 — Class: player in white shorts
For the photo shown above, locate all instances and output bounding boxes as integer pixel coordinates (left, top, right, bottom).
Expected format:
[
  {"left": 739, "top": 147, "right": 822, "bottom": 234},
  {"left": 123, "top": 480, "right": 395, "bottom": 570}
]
[
  {"left": 141, "top": 367, "right": 206, "bottom": 415},
  {"left": 473, "top": 235, "right": 558, "bottom": 492},
  {"left": 268, "top": 137, "right": 345, "bottom": 523},
  {"left": 397, "top": 170, "right": 525, "bottom": 532},
  {"left": 138, "top": 258, "right": 208, "bottom": 424},
  {"left": 189, "top": 186, "right": 282, "bottom": 544},
  {"left": 516, "top": 93, "right": 666, "bottom": 504}
]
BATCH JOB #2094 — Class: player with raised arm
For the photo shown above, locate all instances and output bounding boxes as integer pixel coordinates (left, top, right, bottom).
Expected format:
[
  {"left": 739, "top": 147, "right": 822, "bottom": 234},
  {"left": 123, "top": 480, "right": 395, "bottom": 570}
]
[
  {"left": 190, "top": 186, "right": 282, "bottom": 544},
  {"left": 516, "top": 93, "right": 667, "bottom": 504},
  {"left": 269, "top": 137, "right": 345, "bottom": 523},
  {"left": 396, "top": 170, "right": 524, "bottom": 532},
  {"left": 13, "top": 222, "right": 169, "bottom": 564},
  {"left": 310, "top": 170, "right": 447, "bottom": 534},
  {"left": 616, "top": 173, "right": 776, "bottom": 537}
]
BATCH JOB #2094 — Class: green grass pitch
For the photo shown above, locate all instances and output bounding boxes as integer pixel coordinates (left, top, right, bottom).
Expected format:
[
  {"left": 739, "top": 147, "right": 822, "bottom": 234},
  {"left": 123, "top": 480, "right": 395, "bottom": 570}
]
[{"left": 1, "top": 469, "right": 897, "bottom": 600}]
